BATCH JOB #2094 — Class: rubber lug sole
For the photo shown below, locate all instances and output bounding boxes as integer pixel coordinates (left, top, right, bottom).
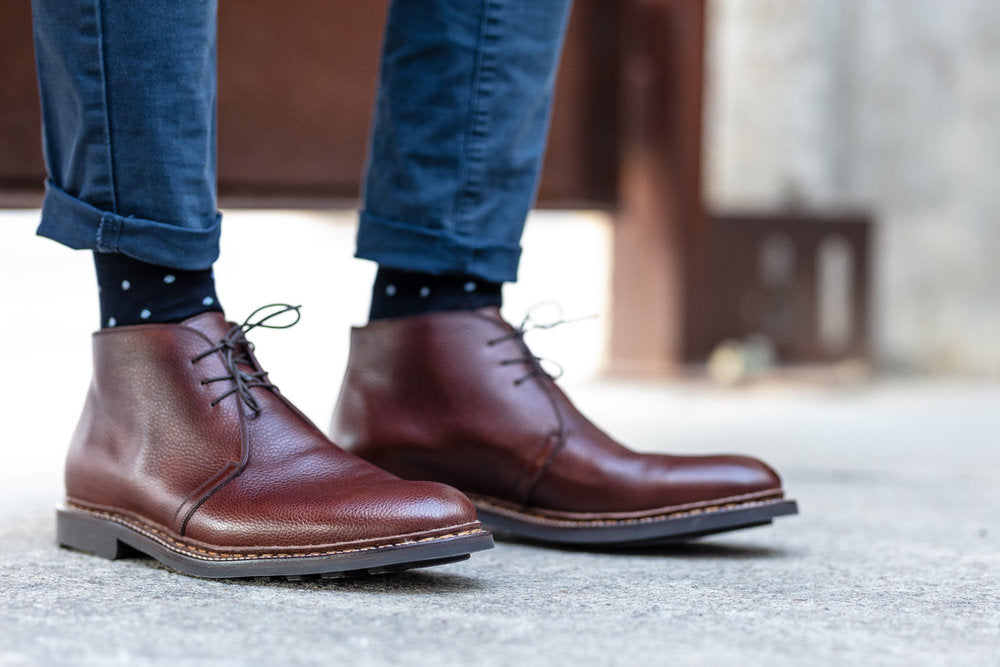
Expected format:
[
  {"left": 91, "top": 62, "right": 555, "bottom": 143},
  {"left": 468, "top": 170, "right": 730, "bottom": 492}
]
[
  {"left": 473, "top": 497, "right": 799, "bottom": 546},
  {"left": 56, "top": 506, "right": 494, "bottom": 579}
]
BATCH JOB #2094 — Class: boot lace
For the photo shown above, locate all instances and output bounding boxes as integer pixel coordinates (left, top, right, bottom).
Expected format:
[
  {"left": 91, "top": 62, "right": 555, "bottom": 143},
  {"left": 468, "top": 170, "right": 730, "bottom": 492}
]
[
  {"left": 191, "top": 303, "right": 302, "bottom": 415},
  {"left": 486, "top": 304, "right": 595, "bottom": 386}
]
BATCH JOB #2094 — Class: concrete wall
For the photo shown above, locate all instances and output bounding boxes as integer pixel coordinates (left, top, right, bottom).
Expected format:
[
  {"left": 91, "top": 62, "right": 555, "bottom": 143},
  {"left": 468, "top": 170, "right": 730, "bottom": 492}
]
[{"left": 704, "top": 0, "right": 1000, "bottom": 374}]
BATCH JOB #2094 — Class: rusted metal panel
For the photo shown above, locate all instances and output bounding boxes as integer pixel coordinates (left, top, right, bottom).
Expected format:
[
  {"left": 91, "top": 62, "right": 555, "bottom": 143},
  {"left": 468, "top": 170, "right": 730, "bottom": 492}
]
[
  {"left": 217, "top": 0, "right": 621, "bottom": 205},
  {"left": 1, "top": 1, "right": 620, "bottom": 206},
  {"left": 698, "top": 213, "right": 871, "bottom": 363},
  {"left": 608, "top": 0, "right": 707, "bottom": 374},
  {"left": 0, "top": 1, "right": 45, "bottom": 191}
]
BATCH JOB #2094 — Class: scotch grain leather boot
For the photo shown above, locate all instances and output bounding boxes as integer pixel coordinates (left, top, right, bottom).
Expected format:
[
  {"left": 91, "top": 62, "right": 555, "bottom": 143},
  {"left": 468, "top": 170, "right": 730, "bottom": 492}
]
[
  {"left": 57, "top": 306, "right": 492, "bottom": 578},
  {"left": 331, "top": 307, "right": 797, "bottom": 546}
]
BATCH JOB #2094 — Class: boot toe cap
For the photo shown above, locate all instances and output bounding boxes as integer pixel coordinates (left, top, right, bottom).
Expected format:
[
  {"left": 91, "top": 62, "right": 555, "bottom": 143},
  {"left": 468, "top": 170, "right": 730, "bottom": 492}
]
[
  {"left": 315, "top": 478, "right": 481, "bottom": 543},
  {"left": 381, "top": 480, "right": 481, "bottom": 531},
  {"left": 663, "top": 454, "right": 783, "bottom": 504}
]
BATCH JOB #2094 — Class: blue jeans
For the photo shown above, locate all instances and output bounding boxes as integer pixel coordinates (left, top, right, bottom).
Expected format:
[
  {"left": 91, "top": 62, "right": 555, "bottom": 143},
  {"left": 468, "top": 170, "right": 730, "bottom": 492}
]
[{"left": 31, "top": 0, "right": 572, "bottom": 282}]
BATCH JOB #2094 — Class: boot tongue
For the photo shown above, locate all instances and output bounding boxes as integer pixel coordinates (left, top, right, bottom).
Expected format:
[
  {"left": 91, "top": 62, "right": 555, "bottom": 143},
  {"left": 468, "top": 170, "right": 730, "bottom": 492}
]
[{"left": 178, "top": 310, "right": 235, "bottom": 342}]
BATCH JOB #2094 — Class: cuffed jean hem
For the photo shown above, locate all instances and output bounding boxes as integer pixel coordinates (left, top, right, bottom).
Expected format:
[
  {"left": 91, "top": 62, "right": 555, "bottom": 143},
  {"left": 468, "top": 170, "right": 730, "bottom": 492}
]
[
  {"left": 356, "top": 210, "right": 522, "bottom": 284},
  {"left": 36, "top": 180, "right": 222, "bottom": 270}
]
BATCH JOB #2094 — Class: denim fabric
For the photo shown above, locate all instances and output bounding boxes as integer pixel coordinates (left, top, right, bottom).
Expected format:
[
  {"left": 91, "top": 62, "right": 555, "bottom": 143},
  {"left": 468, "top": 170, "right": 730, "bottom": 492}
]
[
  {"left": 32, "top": 0, "right": 220, "bottom": 270},
  {"left": 358, "top": 0, "right": 573, "bottom": 283},
  {"left": 32, "top": 0, "right": 572, "bottom": 280}
]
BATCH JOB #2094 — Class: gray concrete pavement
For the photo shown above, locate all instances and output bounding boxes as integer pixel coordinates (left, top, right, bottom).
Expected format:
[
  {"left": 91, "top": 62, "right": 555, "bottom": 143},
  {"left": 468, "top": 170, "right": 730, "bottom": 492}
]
[{"left": 2, "top": 211, "right": 998, "bottom": 665}]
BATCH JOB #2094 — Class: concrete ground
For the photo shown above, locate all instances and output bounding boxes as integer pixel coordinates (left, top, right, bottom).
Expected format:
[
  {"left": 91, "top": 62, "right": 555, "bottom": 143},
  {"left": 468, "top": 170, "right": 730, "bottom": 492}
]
[{"left": 1, "top": 210, "right": 998, "bottom": 666}]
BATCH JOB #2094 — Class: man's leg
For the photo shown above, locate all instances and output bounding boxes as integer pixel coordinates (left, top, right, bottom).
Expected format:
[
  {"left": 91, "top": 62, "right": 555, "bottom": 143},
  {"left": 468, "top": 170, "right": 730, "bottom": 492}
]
[
  {"left": 334, "top": 0, "right": 798, "bottom": 545},
  {"left": 33, "top": 0, "right": 491, "bottom": 578},
  {"left": 357, "top": 0, "right": 573, "bottom": 318},
  {"left": 33, "top": 0, "right": 223, "bottom": 326}
]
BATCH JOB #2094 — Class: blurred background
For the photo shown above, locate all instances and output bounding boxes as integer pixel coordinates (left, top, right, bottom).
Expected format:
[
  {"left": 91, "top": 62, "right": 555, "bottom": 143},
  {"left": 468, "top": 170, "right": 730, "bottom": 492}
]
[{"left": 2, "top": 0, "right": 998, "bottom": 379}]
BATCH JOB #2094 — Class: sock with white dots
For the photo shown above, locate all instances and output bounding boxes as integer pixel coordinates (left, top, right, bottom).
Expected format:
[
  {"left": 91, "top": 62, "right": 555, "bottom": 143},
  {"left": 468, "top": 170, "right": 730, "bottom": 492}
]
[
  {"left": 368, "top": 267, "right": 502, "bottom": 322},
  {"left": 93, "top": 252, "right": 223, "bottom": 328}
]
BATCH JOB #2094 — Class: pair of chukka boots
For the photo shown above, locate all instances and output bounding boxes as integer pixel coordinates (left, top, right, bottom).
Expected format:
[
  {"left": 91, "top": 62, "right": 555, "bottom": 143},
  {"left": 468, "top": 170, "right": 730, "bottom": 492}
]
[{"left": 57, "top": 306, "right": 796, "bottom": 579}]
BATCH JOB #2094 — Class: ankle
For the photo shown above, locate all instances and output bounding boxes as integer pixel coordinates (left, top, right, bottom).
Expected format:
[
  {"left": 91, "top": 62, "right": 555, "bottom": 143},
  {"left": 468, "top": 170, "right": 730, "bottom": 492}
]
[
  {"left": 368, "top": 267, "right": 502, "bottom": 321},
  {"left": 93, "top": 252, "right": 222, "bottom": 328}
]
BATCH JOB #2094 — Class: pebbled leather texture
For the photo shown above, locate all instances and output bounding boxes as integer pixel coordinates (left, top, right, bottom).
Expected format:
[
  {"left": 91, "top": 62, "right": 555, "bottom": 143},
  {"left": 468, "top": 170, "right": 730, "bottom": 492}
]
[
  {"left": 64, "top": 311, "right": 481, "bottom": 554},
  {"left": 331, "top": 307, "right": 787, "bottom": 516}
]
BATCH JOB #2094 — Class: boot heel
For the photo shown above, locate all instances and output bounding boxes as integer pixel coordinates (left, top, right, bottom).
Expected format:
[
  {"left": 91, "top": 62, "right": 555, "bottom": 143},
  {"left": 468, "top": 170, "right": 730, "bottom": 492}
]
[{"left": 56, "top": 508, "right": 141, "bottom": 560}]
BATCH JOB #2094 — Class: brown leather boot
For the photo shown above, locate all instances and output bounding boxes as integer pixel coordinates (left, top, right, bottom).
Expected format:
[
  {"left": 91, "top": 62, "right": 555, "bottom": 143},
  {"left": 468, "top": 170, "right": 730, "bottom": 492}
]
[
  {"left": 331, "top": 307, "right": 797, "bottom": 546},
  {"left": 57, "top": 307, "right": 492, "bottom": 578}
]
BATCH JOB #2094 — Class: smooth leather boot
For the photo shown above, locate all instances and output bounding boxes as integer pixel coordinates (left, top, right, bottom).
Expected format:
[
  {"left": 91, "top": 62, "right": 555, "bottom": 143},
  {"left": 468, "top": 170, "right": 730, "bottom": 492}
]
[
  {"left": 331, "top": 307, "right": 797, "bottom": 546},
  {"left": 57, "top": 307, "right": 492, "bottom": 578}
]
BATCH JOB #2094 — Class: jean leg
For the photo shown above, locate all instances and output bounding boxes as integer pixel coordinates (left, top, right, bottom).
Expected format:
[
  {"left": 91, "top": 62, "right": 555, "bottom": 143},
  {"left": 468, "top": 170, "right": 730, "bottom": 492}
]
[
  {"left": 358, "top": 0, "right": 573, "bottom": 284},
  {"left": 31, "top": 0, "right": 221, "bottom": 270}
]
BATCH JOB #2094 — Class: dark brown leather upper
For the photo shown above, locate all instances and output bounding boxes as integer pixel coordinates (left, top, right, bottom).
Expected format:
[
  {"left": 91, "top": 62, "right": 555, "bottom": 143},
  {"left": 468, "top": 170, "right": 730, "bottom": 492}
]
[
  {"left": 332, "top": 308, "right": 784, "bottom": 515},
  {"left": 65, "top": 312, "right": 480, "bottom": 551}
]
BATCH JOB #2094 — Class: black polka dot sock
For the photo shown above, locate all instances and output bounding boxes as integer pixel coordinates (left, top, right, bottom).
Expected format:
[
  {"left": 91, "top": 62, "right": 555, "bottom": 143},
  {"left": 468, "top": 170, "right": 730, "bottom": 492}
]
[
  {"left": 93, "top": 252, "right": 223, "bottom": 328},
  {"left": 368, "top": 267, "right": 502, "bottom": 321}
]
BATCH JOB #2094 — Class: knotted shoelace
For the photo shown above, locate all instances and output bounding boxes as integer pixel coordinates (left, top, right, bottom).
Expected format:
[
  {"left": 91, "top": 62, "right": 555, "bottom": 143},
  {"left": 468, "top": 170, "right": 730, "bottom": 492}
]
[
  {"left": 191, "top": 303, "right": 302, "bottom": 415},
  {"left": 487, "top": 305, "right": 595, "bottom": 386}
]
